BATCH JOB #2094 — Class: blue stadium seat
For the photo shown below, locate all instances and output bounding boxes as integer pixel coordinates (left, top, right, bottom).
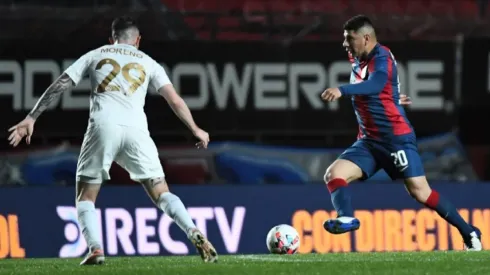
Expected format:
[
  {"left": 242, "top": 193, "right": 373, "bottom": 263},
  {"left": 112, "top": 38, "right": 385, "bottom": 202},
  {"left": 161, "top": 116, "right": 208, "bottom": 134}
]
[{"left": 214, "top": 152, "right": 308, "bottom": 184}]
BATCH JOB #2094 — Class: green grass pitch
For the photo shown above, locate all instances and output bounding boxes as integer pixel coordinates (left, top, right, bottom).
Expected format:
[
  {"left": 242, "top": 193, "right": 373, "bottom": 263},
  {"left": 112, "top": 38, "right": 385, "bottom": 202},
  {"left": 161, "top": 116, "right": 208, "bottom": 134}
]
[{"left": 2, "top": 251, "right": 489, "bottom": 275}]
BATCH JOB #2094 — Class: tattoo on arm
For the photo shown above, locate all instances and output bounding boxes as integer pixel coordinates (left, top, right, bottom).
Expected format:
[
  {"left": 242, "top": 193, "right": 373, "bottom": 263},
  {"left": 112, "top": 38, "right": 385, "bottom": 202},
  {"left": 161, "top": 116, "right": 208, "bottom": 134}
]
[{"left": 28, "top": 73, "right": 73, "bottom": 120}]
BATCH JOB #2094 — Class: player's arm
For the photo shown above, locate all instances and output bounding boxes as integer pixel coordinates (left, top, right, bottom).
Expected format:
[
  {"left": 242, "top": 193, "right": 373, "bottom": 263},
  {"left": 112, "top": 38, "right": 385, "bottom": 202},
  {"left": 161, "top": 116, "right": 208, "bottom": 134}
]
[
  {"left": 9, "top": 72, "right": 75, "bottom": 146},
  {"left": 149, "top": 62, "right": 200, "bottom": 133},
  {"left": 30, "top": 51, "right": 91, "bottom": 120},
  {"left": 8, "top": 52, "right": 91, "bottom": 147},
  {"left": 159, "top": 84, "right": 210, "bottom": 148},
  {"left": 400, "top": 94, "right": 412, "bottom": 106},
  {"left": 150, "top": 62, "right": 209, "bottom": 148},
  {"left": 28, "top": 73, "right": 73, "bottom": 120},
  {"left": 338, "top": 54, "right": 389, "bottom": 96},
  {"left": 158, "top": 84, "right": 200, "bottom": 134}
]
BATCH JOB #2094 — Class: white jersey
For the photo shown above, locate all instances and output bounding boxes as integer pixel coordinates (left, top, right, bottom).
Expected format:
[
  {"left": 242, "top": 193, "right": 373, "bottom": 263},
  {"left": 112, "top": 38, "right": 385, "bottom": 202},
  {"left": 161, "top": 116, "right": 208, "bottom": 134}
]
[{"left": 64, "top": 43, "right": 171, "bottom": 131}]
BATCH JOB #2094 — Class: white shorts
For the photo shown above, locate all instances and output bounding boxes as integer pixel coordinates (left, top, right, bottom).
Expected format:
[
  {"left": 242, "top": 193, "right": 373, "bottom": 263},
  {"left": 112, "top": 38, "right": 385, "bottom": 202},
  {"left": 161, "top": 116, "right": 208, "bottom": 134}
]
[{"left": 76, "top": 124, "right": 165, "bottom": 184}]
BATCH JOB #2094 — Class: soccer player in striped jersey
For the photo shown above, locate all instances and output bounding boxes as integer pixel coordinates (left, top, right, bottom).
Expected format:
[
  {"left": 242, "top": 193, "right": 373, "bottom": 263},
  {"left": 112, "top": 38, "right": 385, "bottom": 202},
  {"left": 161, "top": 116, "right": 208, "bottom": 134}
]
[{"left": 320, "top": 15, "right": 482, "bottom": 251}]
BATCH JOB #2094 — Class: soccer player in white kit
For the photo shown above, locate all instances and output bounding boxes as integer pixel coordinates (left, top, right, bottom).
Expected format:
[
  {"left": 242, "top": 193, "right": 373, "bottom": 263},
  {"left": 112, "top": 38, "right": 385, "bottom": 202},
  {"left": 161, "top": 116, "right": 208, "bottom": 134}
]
[{"left": 8, "top": 16, "right": 218, "bottom": 265}]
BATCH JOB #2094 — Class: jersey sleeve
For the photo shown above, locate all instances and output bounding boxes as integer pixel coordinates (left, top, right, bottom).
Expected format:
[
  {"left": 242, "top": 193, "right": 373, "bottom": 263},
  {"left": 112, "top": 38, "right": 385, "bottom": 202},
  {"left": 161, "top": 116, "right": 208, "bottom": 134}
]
[
  {"left": 339, "top": 54, "right": 389, "bottom": 96},
  {"left": 64, "top": 51, "right": 94, "bottom": 85},
  {"left": 149, "top": 61, "right": 172, "bottom": 91}
]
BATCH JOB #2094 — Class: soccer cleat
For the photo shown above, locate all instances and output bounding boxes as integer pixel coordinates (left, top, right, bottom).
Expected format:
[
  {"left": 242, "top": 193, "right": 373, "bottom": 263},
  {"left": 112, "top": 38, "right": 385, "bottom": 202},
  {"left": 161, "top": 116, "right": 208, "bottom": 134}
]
[
  {"left": 80, "top": 249, "right": 105, "bottom": 265},
  {"left": 463, "top": 226, "right": 482, "bottom": 251},
  {"left": 323, "top": 216, "right": 360, "bottom": 234},
  {"left": 188, "top": 228, "right": 218, "bottom": 263}
]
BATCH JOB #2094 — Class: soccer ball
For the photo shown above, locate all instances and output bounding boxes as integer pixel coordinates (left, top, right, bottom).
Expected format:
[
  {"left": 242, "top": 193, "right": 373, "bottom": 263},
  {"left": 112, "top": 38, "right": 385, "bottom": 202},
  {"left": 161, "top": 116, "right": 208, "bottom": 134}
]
[{"left": 266, "top": 224, "right": 300, "bottom": 254}]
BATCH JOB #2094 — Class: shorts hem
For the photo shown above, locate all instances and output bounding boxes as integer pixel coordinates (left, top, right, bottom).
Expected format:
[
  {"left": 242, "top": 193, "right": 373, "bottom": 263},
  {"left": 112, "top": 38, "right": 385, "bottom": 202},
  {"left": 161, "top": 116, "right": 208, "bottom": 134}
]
[
  {"left": 76, "top": 175, "right": 106, "bottom": 184},
  {"left": 130, "top": 173, "right": 166, "bottom": 182},
  {"left": 400, "top": 172, "right": 426, "bottom": 180}
]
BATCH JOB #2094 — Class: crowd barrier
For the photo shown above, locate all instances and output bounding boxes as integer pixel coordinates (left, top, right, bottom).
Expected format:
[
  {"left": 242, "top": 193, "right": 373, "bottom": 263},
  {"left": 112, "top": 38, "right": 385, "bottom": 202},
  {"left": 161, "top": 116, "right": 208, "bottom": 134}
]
[
  {"left": 0, "top": 183, "right": 489, "bottom": 258},
  {"left": 0, "top": 133, "right": 478, "bottom": 186}
]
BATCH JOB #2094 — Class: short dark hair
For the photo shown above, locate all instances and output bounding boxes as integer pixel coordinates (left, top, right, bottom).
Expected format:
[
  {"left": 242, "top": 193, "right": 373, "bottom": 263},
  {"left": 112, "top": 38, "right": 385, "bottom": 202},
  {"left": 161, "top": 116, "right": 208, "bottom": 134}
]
[
  {"left": 111, "top": 16, "right": 139, "bottom": 39},
  {"left": 343, "top": 15, "right": 374, "bottom": 32}
]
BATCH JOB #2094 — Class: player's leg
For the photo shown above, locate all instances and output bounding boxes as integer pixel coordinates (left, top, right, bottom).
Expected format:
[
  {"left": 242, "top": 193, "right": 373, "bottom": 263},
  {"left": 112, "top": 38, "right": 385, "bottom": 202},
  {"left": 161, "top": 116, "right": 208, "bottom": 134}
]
[
  {"left": 76, "top": 180, "right": 105, "bottom": 265},
  {"left": 404, "top": 175, "right": 481, "bottom": 251},
  {"left": 75, "top": 124, "right": 121, "bottom": 265},
  {"left": 404, "top": 176, "right": 481, "bottom": 250},
  {"left": 117, "top": 128, "right": 217, "bottom": 262},
  {"left": 388, "top": 143, "right": 482, "bottom": 251},
  {"left": 139, "top": 177, "right": 217, "bottom": 262},
  {"left": 323, "top": 140, "right": 378, "bottom": 234},
  {"left": 139, "top": 177, "right": 196, "bottom": 235}
]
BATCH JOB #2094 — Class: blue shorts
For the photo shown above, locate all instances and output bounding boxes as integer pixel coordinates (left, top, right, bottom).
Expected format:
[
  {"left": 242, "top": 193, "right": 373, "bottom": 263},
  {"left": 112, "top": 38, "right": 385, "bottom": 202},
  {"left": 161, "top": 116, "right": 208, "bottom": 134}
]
[{"left": 338, "top": 134, "right": 425, "bottom": 181}]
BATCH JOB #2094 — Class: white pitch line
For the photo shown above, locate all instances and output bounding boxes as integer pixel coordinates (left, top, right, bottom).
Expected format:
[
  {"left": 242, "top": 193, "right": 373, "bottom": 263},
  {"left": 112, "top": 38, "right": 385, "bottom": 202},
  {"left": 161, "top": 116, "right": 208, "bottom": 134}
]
[
  {"left": 233, "top": 254, "right": 487, "bottom": 263},
  {"left": 233, "top": 255, "right": 327, "bottom": 262}
]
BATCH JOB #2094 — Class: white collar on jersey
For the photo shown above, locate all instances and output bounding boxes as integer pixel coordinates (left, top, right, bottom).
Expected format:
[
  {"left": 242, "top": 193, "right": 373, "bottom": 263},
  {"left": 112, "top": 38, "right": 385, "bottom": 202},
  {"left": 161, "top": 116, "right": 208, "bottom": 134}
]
[{"left": 113, "top": 42, "right": 137, "bottom": 48}]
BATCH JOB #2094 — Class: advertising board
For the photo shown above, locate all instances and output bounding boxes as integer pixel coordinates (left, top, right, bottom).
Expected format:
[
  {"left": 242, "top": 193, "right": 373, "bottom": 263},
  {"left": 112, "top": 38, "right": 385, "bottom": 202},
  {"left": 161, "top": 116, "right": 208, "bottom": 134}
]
[{"left": 0, "top": 183, "right": 488, "bottom": 258}]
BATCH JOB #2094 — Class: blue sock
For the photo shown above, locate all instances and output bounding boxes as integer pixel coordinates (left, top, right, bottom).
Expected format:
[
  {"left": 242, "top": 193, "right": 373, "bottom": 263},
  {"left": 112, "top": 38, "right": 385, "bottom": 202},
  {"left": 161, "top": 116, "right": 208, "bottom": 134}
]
[
  {"left": 327, "top": 178, "right": 354, "bottom": 217},
  {"left": 425, "top": 190, "right": 473, "bottom": 236}
]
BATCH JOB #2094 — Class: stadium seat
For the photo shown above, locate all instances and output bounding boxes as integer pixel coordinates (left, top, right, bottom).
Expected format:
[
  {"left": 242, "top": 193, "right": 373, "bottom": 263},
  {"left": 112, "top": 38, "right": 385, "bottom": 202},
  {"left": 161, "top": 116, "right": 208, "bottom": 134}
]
[
  {"left": 214, "top": 152, "right": 308, "bottom": 184},
  {"left": 163, "top": 159, "right": 209, "bottom": 184},
  {"left": 218, "top": 16, "right": 242, "bottom": 28},
  {"left": 347, "top": 0, "right": 378, "bottom": 16},
  {"left": 21, "top": 150, "right": 78, "bottom": 186},
  {"left": 459, "top": 1, "right": 479, "bottom": 18},
  {"left": 243, "top": 1, "right": 267, "bottom": 23},
  {"left": 305, "top": 0, "right": 349, "bottom": 14},
  {"left": 183, "top": 17, "right": 207, "bottom": 31},
  {"left": 216, "top": 32, "right": 264, "bottom": 40},
  {"left": 161, "top": 0, "right": 482, "bottom": 41},
  {"left": 427, "top": 0, "right": 455, "bottom": 17},
  {"left": 373, "top": 0, "right": 406, "bottom": 16},
  {"left": 162, "top": 0, "right": 217, "bottom": 11}
]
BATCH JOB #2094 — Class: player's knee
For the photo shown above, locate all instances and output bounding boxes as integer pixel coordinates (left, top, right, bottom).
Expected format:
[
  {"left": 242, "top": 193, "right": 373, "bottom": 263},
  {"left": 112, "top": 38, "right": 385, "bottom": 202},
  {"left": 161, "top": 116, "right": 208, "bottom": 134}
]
[
  {"left": 408, "top": 189, "right": 432, "bottom": 203},
  {"left": 325, "top": 165, "right": 343, "bottom": 183},
  {"left": 76, "top": 181, "right": 100, "bottom": 203},
  {"left": 404, "top": 176, "right": 432, "bottom": 203},
  {"left": 76, "top": 189, "right": 98, "bottom": 203},
  {"left": 324, "top": 168, "right": 351, "bottom": 194},
  {"left": 324, "top": 170, "right": 340, "bottom": 184},
  {"left": 324, "top": 160, "right": 361, "bottom": 184},
  {"left": 141, "top": 177, "right": 170, "bottom": 202}
]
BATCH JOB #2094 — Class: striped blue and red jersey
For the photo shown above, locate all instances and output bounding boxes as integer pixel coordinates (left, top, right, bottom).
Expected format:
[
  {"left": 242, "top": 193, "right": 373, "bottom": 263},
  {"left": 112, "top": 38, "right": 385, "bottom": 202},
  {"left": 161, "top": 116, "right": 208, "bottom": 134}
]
[{"left": 339, "top": 43, "right": 413, "bottom": 141}]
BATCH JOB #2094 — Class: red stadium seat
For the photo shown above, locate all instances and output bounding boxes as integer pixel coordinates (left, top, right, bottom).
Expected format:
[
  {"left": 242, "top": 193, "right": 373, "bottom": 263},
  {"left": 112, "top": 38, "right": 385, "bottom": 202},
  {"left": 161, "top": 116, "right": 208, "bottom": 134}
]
[
  {"left": 162, "top": 0, "right": 220, "bottom": 11},
  {"left": 218, "top": 16, "right": 241, "bottom": 28},
  {"left": 243, "top": 1, "right": 267, "bottom": 23},
  {"left": 405, "top": 1, "right": 430, "bottom": 16},
  {"left": 216, "top": 32, "right": 264, "bottom": 40},
  {"left": 266, "top": 0, "right": 305, "bottom": 25},
  {"left": 375, "top": 0, "right": 406, "bottom": 16},
  {"left": 427, "top": 0, "right": 454, "bottom": 16},
  {"left": 185, "top": 17, "right": 206, "bottom": 29},
  {"left": 305, "top": 0, "right": 349, "bottom": 14},
  {"left": 347, "top": 0, "right": 378, "bottom": 16},
  {"left": 163, "top": 160, "right": 209, "bottom": 184},
  {"left": 459, "top": 1, "right": 479, "bottom": 18},
  {"left": 161, "top": 0, "right": 482, "bottom": 41}
]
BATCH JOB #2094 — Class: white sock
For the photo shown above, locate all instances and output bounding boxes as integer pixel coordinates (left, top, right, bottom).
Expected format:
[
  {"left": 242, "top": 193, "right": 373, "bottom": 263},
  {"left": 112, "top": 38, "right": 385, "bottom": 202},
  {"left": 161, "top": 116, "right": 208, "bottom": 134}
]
[
  {"left": 157, "top": 193, "right": 196, "bottom": 236},
  {"left": 77, "top": 201, "right": 102, "bottom": 251}
]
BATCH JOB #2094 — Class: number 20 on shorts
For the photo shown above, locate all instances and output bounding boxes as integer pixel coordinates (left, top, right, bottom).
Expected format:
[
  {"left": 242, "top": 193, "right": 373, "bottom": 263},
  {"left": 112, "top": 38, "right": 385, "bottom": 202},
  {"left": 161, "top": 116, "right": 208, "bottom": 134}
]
[{"left": 391, "top": 150, "right": 408, "bottom": 167}]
